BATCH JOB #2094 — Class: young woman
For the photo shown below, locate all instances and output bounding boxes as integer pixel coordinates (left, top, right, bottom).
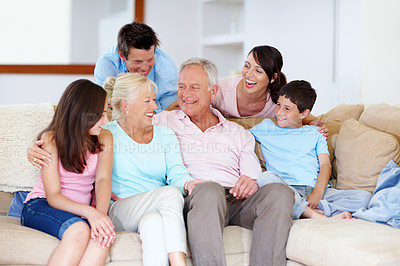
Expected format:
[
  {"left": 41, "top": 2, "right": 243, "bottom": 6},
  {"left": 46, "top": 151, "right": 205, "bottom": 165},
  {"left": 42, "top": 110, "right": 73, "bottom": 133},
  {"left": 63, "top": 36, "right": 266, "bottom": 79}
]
[
  {"left": 22, "top": 79, "right": 115, "bottom": 266},
  {"left": 213, "top": 45, "right": 323, "bottom": 126},
  {"left": 103, "top": 73, "right": 206, "bottom": 266},
  {"left": 213, "top": 45, "right": 285, "bottom": 118}
]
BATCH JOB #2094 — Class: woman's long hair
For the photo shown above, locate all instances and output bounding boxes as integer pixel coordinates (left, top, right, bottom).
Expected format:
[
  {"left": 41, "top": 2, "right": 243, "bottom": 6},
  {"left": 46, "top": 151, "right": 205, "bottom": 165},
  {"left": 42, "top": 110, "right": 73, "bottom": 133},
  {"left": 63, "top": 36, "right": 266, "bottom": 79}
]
[{"left": 38, "top": 79, "right": 107, "bottom": 173}]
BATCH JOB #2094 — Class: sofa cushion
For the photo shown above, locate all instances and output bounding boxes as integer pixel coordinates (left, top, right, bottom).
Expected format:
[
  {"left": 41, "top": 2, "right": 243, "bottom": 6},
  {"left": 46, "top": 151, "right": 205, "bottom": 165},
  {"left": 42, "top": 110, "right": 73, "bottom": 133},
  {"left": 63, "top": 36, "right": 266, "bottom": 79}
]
[
  {"left": 324, "top": 120, "right": 342, "bottom": 153},
  {"left": 359, "top": 103, "right": 400, "bottom": 142},
  {"left": 0, "top": 191, "right": 13, "bottom": 216},
  {"left": 324, "top": 120, "right": 343, "bottom": 174},
  {"left": 0, "top": 215, "right": 252, "bottom": 265},
  {"left": 335, "top": 119, "right": 400, "bottom": 193},
  {"left": 0, "top": 103, "right": 54, "bottom": 193},
  {"left": 286, "top": 219, "right": 400, "bottom": 266},
  {"left": 0, "top": 216, "right": 59, "bottom": 265},
  {"left": 317, "top": 103, "right": 364, "bottom": 122},
  {"left": 109, "top": 225, "right": 253, "bottom": 264}
]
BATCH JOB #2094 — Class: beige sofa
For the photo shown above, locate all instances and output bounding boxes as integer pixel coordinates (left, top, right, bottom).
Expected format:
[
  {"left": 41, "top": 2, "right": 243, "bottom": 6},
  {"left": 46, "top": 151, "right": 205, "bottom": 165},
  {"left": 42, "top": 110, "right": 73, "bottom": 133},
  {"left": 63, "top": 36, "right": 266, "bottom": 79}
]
[{"left": 1, "top": 103, "right": 400, "bottom": 265}]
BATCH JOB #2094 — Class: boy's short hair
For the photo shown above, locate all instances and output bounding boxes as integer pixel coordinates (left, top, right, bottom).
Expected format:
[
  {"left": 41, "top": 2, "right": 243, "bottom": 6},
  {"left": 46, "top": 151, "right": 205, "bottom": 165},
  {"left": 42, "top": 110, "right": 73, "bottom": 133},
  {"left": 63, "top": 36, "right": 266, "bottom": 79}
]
[{"left": 278, "top": 80, "right": 317, "bottom": 112}]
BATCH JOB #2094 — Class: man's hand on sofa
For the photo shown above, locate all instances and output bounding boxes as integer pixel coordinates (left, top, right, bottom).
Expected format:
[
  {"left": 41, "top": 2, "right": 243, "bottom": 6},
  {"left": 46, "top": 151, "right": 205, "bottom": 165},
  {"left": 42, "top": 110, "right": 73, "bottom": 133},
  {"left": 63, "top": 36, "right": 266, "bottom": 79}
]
[
  {"left": 27, "top": 140, "right": 52, "bottom": 168},
  {"left": 229, "top": 175, "right": 258, "bottom": 200}
]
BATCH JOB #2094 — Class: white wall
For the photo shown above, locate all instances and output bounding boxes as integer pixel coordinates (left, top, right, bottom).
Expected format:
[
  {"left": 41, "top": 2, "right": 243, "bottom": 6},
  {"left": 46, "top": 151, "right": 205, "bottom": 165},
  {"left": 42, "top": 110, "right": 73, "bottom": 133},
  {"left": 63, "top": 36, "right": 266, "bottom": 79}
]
[
  {"left": 98, "top": 0, "right": 134, "bottom": 57},
  {"left": 0, "top": 74, "right": 94, "bottom": 105},
  {"left": 70, "top": 0, "right": 107, "bottom": 63},
  {"left": 144, "top": 0, "right": 200, "bottom": 68},
  {"left": 0, "top": 0, "right": 131, "bottom": 106},
  {"left": 361, "top": 0, "right": 400, "bottom": 106},
  {"left": 244, "top": 0, "right": 338, "bottom": 114},
  {"left": 1, "top": 0, "right": 399, "bottom": 109},
  {"left": 0, "top": 0, "right": 72, "bottom": 64}
]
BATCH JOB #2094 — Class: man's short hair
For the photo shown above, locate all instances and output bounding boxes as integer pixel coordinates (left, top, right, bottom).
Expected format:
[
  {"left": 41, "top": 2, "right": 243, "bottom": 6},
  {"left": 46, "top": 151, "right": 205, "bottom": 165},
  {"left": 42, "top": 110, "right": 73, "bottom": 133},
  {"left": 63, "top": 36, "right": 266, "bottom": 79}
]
[
  {"left": 180, "top": 57, "right": 219, "bottom": 89},
  {"left": 117, "top": 21, "right": 160, "bottom": 58},
  {"left": 278, "top": 80, "right": 317, "bottom": 112}
]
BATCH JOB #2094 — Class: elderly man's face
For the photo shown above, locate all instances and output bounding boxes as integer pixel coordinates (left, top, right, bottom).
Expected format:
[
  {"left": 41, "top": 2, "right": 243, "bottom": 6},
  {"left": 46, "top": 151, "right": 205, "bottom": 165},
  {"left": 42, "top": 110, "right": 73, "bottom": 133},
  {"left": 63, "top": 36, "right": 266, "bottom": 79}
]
[{"left": 178, "top": 64, "right": 215, "bottom": 118}]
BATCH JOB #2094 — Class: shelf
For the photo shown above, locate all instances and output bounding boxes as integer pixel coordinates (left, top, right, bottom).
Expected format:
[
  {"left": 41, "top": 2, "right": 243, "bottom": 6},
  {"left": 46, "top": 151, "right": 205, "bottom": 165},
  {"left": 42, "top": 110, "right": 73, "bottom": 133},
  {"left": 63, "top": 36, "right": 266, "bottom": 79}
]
[
  {"left": 200, "top": 0, "right": 245, "bottom": 77},
  {"left": 201, "top": 33, "right": 244, "bottom": 47},
  {"left": 202, "top": 0, "right": 244, "bottom": 37},
  {"left": 201, "top": 0, "right": 243, "bottom": 4}
]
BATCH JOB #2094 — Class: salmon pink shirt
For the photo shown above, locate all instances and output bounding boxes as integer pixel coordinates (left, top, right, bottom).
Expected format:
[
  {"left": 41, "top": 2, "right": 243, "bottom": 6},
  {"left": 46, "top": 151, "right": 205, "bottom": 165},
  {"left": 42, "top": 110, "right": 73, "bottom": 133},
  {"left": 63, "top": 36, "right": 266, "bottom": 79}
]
[{"left": 153, "top": 108, "right": 261, "bottom": 187}]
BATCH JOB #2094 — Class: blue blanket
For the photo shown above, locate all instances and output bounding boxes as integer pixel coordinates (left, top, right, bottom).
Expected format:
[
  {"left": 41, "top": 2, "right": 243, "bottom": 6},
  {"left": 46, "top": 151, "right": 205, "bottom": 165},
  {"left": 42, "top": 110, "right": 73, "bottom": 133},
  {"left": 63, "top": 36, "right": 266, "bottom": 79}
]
[{"left": 353, "top": 160, "right": 400, "bottom": 228}]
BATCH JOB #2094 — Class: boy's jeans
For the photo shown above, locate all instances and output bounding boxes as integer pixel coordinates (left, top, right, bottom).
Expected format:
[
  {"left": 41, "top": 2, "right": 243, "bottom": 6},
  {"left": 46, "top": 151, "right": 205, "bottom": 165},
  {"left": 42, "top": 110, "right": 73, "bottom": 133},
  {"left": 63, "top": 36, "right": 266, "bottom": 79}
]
[{"left": 257, "top": 171, "right": 371, "bottom": 219}]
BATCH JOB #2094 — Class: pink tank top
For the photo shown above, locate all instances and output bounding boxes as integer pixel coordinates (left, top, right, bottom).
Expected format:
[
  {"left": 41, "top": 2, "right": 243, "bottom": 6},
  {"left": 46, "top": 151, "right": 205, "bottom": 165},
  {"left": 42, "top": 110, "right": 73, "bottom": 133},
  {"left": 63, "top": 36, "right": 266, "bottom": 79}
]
[
  {"left": 24, "top": 153, "right": 98, "bottom": 206},
  {"left": 212, "top": 75, "right": 276, "bottom": 118}
]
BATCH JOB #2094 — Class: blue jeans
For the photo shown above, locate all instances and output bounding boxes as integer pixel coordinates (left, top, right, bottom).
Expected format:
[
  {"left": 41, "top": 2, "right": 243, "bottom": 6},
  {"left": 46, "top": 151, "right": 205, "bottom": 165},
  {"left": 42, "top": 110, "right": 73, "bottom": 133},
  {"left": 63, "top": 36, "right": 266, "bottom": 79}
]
[
  {"left": 21, "top": 198, "right": 88, "bottom": 239},
  {"left": 257, "top": 171, "right": 372, "bottom": 219}
]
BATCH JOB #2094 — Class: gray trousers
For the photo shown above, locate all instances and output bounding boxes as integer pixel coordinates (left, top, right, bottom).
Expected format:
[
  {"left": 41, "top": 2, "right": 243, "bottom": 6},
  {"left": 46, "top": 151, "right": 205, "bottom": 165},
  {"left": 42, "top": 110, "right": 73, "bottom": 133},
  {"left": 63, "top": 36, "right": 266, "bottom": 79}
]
[{"left": 184, "top": 182, "right": 294, "bottom": 266}]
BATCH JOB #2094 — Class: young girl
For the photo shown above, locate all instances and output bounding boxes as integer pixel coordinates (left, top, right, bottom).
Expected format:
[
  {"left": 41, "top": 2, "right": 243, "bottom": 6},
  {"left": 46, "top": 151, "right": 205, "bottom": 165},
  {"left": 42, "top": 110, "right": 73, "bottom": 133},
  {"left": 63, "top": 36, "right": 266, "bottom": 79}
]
[{"left": 21, "top": 79, "right": 115, "bottom": 266}]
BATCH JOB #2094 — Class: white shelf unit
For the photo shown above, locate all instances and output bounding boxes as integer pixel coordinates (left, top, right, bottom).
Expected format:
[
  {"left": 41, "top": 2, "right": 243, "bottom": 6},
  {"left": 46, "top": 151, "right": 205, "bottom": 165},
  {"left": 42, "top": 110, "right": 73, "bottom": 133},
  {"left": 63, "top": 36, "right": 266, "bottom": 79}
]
[{"left": 200, "top": 0, "right": 245, "bottom": 77}]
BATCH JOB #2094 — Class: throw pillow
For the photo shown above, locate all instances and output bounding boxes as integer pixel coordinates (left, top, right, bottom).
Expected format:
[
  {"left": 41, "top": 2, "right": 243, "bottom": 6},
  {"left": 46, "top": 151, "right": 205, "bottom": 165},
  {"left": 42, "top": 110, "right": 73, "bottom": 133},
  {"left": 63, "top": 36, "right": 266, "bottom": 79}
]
[
  {"left": 0, "top": 103, "right": 54, "bottom": 192},
  {"left": 317, "top": 103, "right": 364, "bottom": 122},
  {"left": 324, "top": 120, "right": 342, "bottom": 160},
  {"left": 359, "top": 103, "right": 400, "bottom": 142},
  {"left": 335, "top": 119, "right": 400, "bottom": 193}
]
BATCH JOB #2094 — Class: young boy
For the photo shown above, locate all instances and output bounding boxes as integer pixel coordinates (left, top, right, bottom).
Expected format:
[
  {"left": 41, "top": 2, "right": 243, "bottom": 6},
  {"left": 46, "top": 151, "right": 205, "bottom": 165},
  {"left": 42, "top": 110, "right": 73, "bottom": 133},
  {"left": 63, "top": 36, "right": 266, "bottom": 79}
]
[{"left": 249, "top": 80, "right": 371, "bottom": 219}]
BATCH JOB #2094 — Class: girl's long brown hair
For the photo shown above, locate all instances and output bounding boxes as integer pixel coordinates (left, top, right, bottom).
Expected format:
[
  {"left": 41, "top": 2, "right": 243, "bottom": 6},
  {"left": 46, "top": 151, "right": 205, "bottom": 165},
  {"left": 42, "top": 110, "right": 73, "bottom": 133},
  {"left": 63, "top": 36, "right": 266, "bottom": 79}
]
[{"left": 38, "top": 79, "right": 107, "bottom": 173}]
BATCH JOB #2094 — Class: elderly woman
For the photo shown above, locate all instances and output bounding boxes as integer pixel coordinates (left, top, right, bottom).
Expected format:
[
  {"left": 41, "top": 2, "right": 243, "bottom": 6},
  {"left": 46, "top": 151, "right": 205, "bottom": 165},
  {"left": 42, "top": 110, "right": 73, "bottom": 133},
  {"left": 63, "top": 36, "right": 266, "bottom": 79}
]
[{"left": 102, "top": 73, "right": 206, "bottom": 266}]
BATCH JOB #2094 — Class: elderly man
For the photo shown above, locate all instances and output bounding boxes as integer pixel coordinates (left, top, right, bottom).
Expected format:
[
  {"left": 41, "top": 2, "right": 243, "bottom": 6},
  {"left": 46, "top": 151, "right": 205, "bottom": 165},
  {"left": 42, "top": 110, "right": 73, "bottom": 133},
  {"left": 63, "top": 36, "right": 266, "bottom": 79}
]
[
  {"left": 94, "top": 21, "right": 178, "bottom": 113},
  {"left": 153, "top": 57, "right": 294, "bottom": 266}
]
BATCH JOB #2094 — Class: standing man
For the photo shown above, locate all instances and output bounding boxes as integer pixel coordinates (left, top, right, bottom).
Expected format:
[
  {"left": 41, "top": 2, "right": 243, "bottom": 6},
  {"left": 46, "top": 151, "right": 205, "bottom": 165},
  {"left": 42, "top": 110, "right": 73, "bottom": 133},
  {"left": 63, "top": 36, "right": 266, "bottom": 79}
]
[
  {"left": 94, "top": 21, "right": 178, "bottom": 112},
  {"left": 153, "top": 57, "right": 294, "bottom": 266}
]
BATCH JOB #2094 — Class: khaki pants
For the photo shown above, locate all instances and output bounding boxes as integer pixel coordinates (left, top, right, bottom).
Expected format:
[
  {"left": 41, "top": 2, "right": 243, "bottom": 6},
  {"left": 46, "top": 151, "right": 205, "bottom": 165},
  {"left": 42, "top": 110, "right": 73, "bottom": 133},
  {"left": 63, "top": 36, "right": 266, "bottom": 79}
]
[
  {"left": 109, "top": 186, "right": 186, "bottom": 266},
  {"left": 184, "top": 182, "right": 294, "bottom": 266}
]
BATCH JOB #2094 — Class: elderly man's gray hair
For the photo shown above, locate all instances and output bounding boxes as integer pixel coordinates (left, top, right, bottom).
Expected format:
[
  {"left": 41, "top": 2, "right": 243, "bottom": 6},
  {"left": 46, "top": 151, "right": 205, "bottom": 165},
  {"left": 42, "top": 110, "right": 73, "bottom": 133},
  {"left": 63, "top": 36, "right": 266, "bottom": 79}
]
[{"left": 180, "top": 57, "right": 219, "bottom": 89}]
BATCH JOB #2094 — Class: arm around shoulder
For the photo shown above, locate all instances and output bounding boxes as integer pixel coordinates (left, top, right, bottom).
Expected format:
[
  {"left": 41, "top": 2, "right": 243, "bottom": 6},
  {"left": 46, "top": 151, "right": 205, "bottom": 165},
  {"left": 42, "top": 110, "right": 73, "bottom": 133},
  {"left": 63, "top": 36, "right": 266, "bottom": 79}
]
[{"left": 94, "top": 129, "right": 114, "bottom": 214}]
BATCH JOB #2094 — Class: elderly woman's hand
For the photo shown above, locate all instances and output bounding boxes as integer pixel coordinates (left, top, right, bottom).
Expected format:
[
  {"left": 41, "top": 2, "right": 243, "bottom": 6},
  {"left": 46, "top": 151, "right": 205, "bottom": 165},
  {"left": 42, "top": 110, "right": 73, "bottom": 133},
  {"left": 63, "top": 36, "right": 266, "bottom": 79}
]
[{"left": 27, "top": 140, "right": 52, "bottom": 168}]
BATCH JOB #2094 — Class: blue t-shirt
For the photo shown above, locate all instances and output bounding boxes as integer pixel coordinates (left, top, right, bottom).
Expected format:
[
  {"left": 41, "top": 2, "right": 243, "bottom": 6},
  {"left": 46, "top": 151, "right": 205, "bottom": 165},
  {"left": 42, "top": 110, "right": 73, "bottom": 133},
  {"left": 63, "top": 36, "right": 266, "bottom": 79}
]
[
  {"left": 103, "top": 121, "right": 192, "bottom": 198},
  {"left": 94, "top": 44, "right": 178, "bottom": 112},
  {"left": 249, "top": 119, "right": 329, "bottom": 188}
]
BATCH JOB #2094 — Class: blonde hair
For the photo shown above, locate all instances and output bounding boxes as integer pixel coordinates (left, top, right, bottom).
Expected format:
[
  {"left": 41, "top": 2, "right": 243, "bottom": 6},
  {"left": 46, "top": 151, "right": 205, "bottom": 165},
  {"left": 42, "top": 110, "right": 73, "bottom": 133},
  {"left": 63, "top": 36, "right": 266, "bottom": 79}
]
[{"left": 103, "top": 73, "right": 157, "bottom": 120}]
